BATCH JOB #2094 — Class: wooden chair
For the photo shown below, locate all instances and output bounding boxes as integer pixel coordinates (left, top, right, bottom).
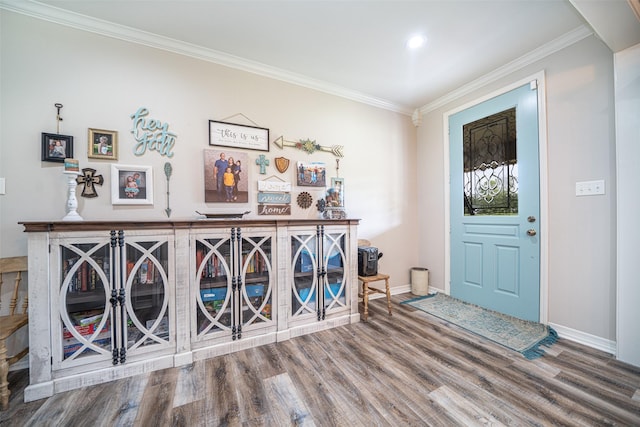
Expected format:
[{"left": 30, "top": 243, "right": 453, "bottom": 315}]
[
  {"left": 357, "top": 239, "right": 392, "bottom": 321},
  {"left": 0, "top": 256, "right": 28, "bottom": 411}
]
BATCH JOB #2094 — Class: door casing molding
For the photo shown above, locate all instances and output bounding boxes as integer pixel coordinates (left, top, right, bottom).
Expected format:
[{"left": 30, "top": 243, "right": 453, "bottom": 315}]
[{"left": 442, "top": 70, "right": 549, "bottom": 324}]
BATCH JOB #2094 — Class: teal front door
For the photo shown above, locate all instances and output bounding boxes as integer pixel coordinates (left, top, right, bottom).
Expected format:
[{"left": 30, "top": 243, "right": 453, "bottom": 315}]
[{"left": 449, "top": 82, "right": 540, "bottom": 322}]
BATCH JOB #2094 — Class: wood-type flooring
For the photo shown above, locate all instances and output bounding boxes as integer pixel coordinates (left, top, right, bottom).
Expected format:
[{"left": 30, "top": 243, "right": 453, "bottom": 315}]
[{"left": 2, "top": 294, "right": 640, "bottom": 426}]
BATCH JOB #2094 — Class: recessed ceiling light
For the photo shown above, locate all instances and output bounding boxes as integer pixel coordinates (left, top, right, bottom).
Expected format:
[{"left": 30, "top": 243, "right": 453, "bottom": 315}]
[{"left": 407, "top": 35, "right": 426, "bottom": 49}]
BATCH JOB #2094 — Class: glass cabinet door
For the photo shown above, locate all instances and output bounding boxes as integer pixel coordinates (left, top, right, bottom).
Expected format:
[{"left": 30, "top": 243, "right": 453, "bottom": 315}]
[
  {"left": 238, "top": 234, "right": 273, "bottom": 331},
  {"left": 57, "top": 233, "right": 173, "bottom": 367},
  {"left": 194, "top": 229, "right": 275, "bottom": 342},
  {"left": 194, "top": 236, "right": 233, "bottom": 338},
  {"left": 322, "top": 230, "right": 347, "bottom": 313},
  {"left": 289, "top": 226, "right": 349, "bottom": 322},
  {"left": 59, "top": 242, "right": 112, "bottom": 363},
  {"left": 290, "top": 232, "right": 318, "bottom": 318},
  {"left": 124, "top": 239, "right": 171, "bottom": 353}
]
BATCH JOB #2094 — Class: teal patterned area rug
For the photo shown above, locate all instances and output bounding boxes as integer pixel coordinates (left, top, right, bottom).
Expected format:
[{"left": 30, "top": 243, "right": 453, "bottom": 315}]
[{"left": 401, "top": 293, "right": 557, "bottom": 359}]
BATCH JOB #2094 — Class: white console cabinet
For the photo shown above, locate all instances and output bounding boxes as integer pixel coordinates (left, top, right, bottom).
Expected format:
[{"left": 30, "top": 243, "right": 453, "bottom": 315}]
[{"left": 20, "top": 219, "right": 359, "bottom": 402}]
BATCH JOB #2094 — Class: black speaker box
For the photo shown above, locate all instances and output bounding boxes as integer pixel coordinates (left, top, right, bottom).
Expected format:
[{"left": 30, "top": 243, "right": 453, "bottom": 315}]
[{"left": 358, "top": 247, "right": 380, "bottom": 277}]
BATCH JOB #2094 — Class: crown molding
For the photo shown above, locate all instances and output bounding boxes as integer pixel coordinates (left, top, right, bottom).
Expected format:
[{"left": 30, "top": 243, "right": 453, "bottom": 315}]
[
  {"left": 0, "top": 0, "right": 414, "bottom": 116},
  {"left": 418, "top": 25, "right": 594, "bottom": 115}
]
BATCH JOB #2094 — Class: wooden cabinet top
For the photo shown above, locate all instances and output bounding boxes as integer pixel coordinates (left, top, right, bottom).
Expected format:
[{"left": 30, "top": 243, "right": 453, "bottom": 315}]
[{"left": 20, "top": 218, "right": 360, "bottom": 233}]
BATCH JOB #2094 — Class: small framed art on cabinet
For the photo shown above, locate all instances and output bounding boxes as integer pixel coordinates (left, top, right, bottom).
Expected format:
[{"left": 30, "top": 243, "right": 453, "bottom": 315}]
[
  {"left": 88, "top": 128, "right": 118, "bottom": 160},
  {"left": 42, "top": 133, "right": 73, "bottom": 163}
]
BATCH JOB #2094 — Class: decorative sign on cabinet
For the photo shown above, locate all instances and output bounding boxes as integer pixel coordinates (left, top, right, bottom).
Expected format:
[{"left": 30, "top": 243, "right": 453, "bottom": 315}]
[{"left": 20, "top": 219, "right": 358, "bottom": 402}]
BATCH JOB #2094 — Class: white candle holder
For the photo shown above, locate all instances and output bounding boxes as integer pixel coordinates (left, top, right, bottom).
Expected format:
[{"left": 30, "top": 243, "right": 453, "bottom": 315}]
[{"left": 62, "top": 171, "right": 83, "bottom": 221}]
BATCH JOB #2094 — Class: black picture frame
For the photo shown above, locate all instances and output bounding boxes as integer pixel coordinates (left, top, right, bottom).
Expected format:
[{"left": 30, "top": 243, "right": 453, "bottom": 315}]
[{"left": 42, "top": 133, "right": 74, "bottom": 163}]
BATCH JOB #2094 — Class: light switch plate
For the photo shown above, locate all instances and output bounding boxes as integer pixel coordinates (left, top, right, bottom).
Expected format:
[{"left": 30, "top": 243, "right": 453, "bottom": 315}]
[
  {"left": 576, "top": 179, "right": 605, "bottom": 196},
  {"left": 0, "top": 178, "right": 5, "bottom": 195}
]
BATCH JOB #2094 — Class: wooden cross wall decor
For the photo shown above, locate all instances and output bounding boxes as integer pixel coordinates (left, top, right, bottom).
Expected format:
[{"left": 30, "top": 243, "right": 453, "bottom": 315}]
[{"left": 76, "top": 168, "right": 104, "bottom": 198}]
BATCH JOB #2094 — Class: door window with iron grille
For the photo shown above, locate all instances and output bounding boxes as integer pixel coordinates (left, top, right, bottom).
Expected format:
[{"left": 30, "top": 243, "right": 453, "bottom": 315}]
[{"left": 463, "top": 107, "right": 518, "bottom": 215}]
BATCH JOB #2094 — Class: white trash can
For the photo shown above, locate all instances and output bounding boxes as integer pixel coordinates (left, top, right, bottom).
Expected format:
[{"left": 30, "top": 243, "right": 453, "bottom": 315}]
[{"left": 411, "top": 267, "right": 429, "bottom": 295}]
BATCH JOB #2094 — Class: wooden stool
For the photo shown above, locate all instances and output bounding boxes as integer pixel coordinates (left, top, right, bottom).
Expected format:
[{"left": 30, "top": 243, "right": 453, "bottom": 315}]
[{"left": 358, "top": 273, "right": 392, "bottom": 321}]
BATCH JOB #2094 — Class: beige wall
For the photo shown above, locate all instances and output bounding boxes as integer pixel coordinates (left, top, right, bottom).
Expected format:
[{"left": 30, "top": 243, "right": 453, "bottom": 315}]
[
  {"left": 0, "top": 11, "right": 419, "bottom": 345},
  {"left": 417, "top": 35, "right": 617, "bottom": 343},
  {"left": 0, "top": 9, "right": 621, "bottom": 353}
]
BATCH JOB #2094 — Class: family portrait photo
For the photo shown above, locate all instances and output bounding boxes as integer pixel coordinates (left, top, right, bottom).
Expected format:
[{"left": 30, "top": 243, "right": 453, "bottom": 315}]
[
  {"left": 111, "top": 164, "right": 153, "bottom": 205},
  {"left": 203, "top": 149, "right": 249, "bottom": 203},
  {"left": 88, "top": 128, "right": 118, "bottom": 160},
  {"left": 296, "top": 161, "right": 326, "bottom": 187},
  {"left": 41, "top": 133, "right": 74, "bottom": 163}
]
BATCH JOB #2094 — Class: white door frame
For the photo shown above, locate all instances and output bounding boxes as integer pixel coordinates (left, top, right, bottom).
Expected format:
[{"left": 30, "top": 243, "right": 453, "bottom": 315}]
[{"left": 442, "top": 71, "right": 550, "bottom": 324}]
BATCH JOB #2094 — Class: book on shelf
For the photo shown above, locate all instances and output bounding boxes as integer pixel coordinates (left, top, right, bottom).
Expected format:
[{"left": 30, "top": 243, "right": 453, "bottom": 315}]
[
  {"left": 63, "top": 312, "right": 111, "bottom": 358},
  {"left": 139, "top": 259, "right": 155, "bottom": 284},
  {"left": 295, "top": 282, "right": 343, "bottom": 303},
  {"left": 63, "top": 330, "right": 110, "bottom": 347},
  {"left": 201, "top": 287, "right": 227, "bottom": 301},
  {"left": 126, "top": 259, "right": 135, "bottom": 278},
  {"left": 62, "top": 320, "right": 110, "bottom": 339},
  {"left": 245, "top": 283, "right": 265, "bottom": 297},
  {"left": 63, "top": 254, "right": 112, "bottom": 293},
  {"left": 196, "top": 248, "right": 204, "bottom": 276},
  {"left": 327, "top": 252, "right": 342, "bottom": 269},
  {"left": 201, "top": 287, "right": 227, "bottom": 315},
  {"left": 261, "top": 303, "right": 272, "bottom": 319},
  {"left": 80, "top": 262, "right": 88, "bottom": 292},
  {"left": 70, "top": 310, "right": 104, "bottom": 327},
  {"left": 63, "top": 337, "right": 111, "bottom": 358},
  {"left": 199, "top": 254, "right": 224, "bottom": 279},
  {"left": 241, "top": 252, "right": 270, "bottom": 276},
  {"left": 89, "top": 268, "right": 96, "bottom": 290},
  {"left": 298, "top": 249, "right": 314, "bottom": 273},
  {"left": 203, "top": 299, "right": 224, "bottom": 315},
  {"left": 145, "top": 317, "right": 169, "bottom": 340},
  {"left": 212, "top": 256, "right": 220, "bottom": 277}
]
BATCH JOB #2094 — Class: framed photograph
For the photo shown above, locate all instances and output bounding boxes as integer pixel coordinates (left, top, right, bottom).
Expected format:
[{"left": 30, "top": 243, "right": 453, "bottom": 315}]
[
  {"left": 88, "top": 128, "right": 118, "bottom": 160},
  {"left": 209, "top": 120, "right": 269, "bottom": 152},
  {"left": 111, "top": 164, "right": 153, "bottom": 205},
  {"left": 41, "top": 133, "right": 73, "bottom": 163},
  {"left": 327, "top": 177, "right": 344, "bottom": 207},
  {"left": 296, "top": 161, "right": 326, "bottom": 187},
  {"left": 203, "top": 149, "right": 249, "bottom": 203}
]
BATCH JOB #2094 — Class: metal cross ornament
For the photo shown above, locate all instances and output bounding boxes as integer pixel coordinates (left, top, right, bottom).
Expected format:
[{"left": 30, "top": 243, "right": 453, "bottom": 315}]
[{"left": 76, "top": 168, "right": 104, "bottom": 198}]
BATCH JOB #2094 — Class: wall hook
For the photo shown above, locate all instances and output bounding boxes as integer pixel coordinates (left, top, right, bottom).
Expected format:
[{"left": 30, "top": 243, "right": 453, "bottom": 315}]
[{"left": 54, "top": 103, "right": 63, "bottom": 133}]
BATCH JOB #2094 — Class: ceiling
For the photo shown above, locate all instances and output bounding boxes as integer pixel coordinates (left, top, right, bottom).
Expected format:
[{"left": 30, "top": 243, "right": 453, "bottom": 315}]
[{"left": 2, "top": 0, "right": 640, "bottom": 115}]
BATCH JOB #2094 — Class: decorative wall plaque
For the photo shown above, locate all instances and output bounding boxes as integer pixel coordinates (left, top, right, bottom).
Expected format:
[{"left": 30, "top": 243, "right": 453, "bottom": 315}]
[
  {"left": 258, "top": 179, "right": 291, "bottom": 192},
  {"left": 76, "top": 168, "right": 104, "bottom": 198},
  {"left": 257, "top": 192, "right": 291, "bottom": 204},
  {"left": 131, "top": 107, "right": 176, "bottom": 158},
  {"left": 258, "top": 204, "right": 291, "bottom": 215},
  {"left": 275, "top": 156, "right": 290, "bottom": 173},
  {"left": 297, "top": 192, "right": 313, "bottom": 209}
]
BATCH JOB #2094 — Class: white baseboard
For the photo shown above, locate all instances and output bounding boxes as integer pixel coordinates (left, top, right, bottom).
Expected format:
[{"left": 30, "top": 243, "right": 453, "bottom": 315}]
[
  {"left": 392, "top": 284, "right": 412, "bottom": 295},
  {"left": 366, "top": 284, "right": 411, "bottom": 300},
  {"left": 547, "top": 323, "right": 616, "bottom": 355}
]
